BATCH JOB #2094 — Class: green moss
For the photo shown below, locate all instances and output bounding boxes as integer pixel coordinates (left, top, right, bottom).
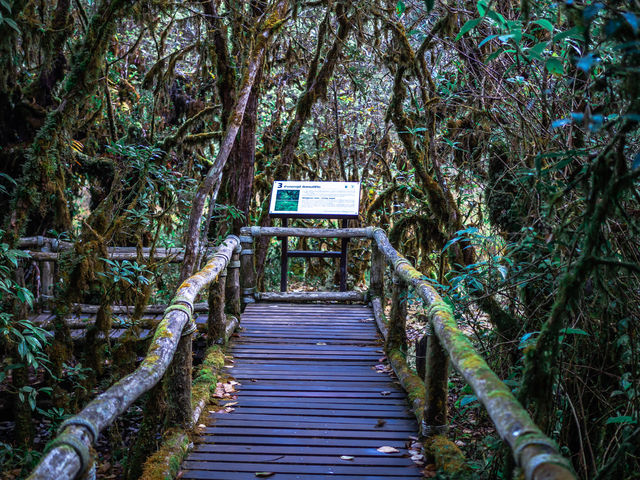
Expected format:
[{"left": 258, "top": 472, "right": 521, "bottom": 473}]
[
  {"left": 387, "top": 348, "right": 425, "bottom": 424},
  {"left": 142, "top": 354, "right": 160, "bottom": 367},
  {"left": 192, "top": 345, "right": 225, "bottom": 409},
  {"left": 138, "top": 346, "right": 226, "bottom": 479},
  {"left": 425, "top": 435, "right": 472, "bottom": 479},
  {"left": 139, "top": 431, "right": 190, "bottom": 480}
]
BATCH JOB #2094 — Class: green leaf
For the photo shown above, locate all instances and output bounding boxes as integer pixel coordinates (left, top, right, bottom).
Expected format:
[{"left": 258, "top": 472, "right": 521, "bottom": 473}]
[
  {"left": 605, "top": 416, "right": 636, "bottom": 425},
  {"left": 3, "top": 17, "right": 20, "bottom": 34},
  {"left": 456, "top": 18, "right": 482, "bottom": 41},
  {"left": 553, "top": 26, "right": 585, "bottom": 43},
  {"left": 459, "top": 394, "right": 478, "bottom": 407},
  {"left": 479, "top": 34, "right": 499, "bottom": 47},
  {"left": 545, "top": 57, "right": 564, "bottom": 75},
  {"left": 477, "top": 0, "right": 488, "bottom": 16},
  {"left": 0, "top": 172, "right": 16, "bottom": 185},
  {"left": 0, "top": 0, "right": 11, "bottom": 12},
  {"left": 533, "top": 19, "right": 554, "bottom": 32},
  {"left": 424, "top": 0, "right": 434, "bottom": 13},
  {"left": 527, "top": 42, "right": 548, "bottom": 59},
  {"left": 560, "top": 328, "right": 589, "bottom": 336},
  {"left": 396, "top": 1, "right": 405, "bottom": 16}
]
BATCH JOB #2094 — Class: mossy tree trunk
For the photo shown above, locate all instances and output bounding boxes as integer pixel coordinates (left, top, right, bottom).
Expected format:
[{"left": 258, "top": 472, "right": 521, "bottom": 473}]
[{"left": 254, "top": 1, "right": 353, "bottom": 285}]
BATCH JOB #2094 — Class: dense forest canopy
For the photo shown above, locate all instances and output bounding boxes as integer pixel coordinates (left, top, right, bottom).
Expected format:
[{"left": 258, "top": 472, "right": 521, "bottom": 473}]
[{"left": 0, "top": 0, "right": 639, "bottom": 478}]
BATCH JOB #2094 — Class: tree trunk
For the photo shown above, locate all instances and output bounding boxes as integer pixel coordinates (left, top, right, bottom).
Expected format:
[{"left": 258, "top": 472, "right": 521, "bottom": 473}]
[{"left": 180, "top": 1, "right": 289, "bottom": 281}]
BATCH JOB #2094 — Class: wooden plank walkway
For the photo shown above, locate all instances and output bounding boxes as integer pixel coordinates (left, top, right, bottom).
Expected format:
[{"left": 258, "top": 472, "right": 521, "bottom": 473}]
[{"left": 181, "top": 302, "right": 423, "bottom": 480}]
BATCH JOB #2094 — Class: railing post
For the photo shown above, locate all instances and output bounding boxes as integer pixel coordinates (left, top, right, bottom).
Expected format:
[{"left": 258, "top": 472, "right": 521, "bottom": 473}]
[
  {"left": 239, "top": 227, "right": 256, "bottom": 310},
  {"left": 164, "top": 307, "right": 194, "bottom": 428},
  {"left": 225, "top": 245, "right": 241, "bottom": 317},
  {"left": 370, "top": 241, "right": 385, "bottom": 299},
  {"left": 416, "top": 333, "right": 428, "bottom": 379},
  {"left": 424, "top": 327, "right": 450, "bottom": 436},
  {"left": 386, "top": 272, "right": 407, "bottom": 352},
  {"left": 207, "top": 269, "right": 227, "bottom": 344},
  {"left": 39, "top": 241, "right": 54, "bottom": 300}
]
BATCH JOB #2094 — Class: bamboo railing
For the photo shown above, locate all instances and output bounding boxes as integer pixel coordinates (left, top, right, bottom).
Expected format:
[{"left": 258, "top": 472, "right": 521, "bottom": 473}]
[
  {"left": 239, "top": 226, "right": 575, "bottom": 480},
  {"left": 27, "top": 235, "right": 241, "bottom": 479}
]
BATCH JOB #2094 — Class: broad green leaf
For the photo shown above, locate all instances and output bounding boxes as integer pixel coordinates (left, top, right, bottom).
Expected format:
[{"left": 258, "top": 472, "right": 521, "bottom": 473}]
[
  {"left": 553, "top": 26, "right": 585, "bottom": 42},
  {"left": 527, "top": 42, "right": 548, "bottom": 59},
  {"left": 533, "top": 19, "right": 554, "bottom": 32},
  {"left": 487, "top": 10, "right": 507, "bottom": 27},
  {"left": 546, "top": 57, "right": 564, "bottom": 75},
  {"left": 0, "top": 0, "right": 11, "bottom": 11},
  {"left": 456, "top": 18, "right": 482, "bottom": 41},
  {"left": 605, "top": 416, "right": 636, "bottom": 425},
  {"left": 396, "top": 1, "right": 405, "bottom": 16},
  {"left": 3, "top": 17, "right": 19, "bottom": 33},
  {"left": 477, "top": 0, "right": 488, "bottom": 16}
]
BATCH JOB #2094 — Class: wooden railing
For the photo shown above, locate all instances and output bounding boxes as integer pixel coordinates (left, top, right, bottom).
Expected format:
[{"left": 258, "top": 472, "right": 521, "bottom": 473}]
[
  {"left": 19, "top": 236, "right": 203, "bottom": 303},
  {"left": 27, "top": 235, "right": 241, "bottom": 479},
  {"left": 27, "top": 225, "right": 575, "bottom": 480},
  {"left": 239, "top": 226, "right": 575, "bottom": 480}
]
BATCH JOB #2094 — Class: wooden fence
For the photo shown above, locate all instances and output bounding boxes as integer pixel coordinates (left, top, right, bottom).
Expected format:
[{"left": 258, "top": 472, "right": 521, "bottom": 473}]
[
  {"left": 26, "top": 227, "right": 575, "bottom": 480},
  {"left": 27, "top": 235, "right": 241, "bottom": 479},
  {"left": 239, "top": 226, "right": 575, "bottom": 480}
]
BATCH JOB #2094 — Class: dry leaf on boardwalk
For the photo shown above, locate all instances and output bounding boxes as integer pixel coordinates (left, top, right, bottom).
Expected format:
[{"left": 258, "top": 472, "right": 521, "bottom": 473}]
[{"left": 377, "top": 446, "right": 399, "bottom": 453}]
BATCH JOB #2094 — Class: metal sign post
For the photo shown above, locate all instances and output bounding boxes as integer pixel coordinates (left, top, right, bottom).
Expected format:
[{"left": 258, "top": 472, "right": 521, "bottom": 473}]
[{"left": 268, "top": 181, "right": 361, "bottom": 292}]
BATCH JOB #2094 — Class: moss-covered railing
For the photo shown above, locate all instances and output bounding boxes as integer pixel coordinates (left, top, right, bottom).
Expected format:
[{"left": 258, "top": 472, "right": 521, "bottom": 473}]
[
  {"left": 240, "top": 226, "right": 575, "bottom": 480},
  {"left": 18, "top": 236, "right": 203, "bottom": 303},
  {"left": 27, "top": 235, "right": 241, "bottom": 480}
]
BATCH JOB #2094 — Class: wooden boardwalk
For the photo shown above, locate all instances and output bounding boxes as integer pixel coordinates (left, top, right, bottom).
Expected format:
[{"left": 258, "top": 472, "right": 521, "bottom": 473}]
[{"left": 181, "top": 302, "right": 423, "bottom": 480}]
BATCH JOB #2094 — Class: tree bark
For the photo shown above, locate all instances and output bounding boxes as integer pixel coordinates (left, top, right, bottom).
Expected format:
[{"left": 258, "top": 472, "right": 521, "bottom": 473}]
[{"left": 180, "top": 1, "right": 289, "bottom": 281}]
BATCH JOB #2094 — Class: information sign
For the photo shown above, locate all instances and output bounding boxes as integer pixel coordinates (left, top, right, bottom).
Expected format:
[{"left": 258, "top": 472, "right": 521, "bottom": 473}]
[{"left": 269, "top": 181, "right": 360, "bottom": 219}]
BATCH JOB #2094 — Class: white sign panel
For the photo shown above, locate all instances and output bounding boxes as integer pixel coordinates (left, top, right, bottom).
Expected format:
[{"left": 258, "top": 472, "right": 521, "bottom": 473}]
[{"left": 269, "top": 181, "right": 360, "bottom": 218}]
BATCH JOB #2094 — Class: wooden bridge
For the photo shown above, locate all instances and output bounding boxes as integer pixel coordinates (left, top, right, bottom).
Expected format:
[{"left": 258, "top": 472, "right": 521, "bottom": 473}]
[
  {"left": 25, "top": 227, "right": 576, "bottom": 480},
  {"left": 182, "top": 302, "right": 422, "bottom": 479}
]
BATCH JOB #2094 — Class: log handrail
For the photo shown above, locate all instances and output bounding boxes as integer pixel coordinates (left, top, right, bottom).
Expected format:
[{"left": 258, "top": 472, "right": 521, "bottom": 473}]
[
  {"left": 370, "top": 228, "right": 575, "bottom": 480},
  {"left": 27, "top": 235, "right": 240, "bottom": 480},
  {"left": 239, "top": 225, "right": 575, "bottom": 480},
  {"left": 26, "top": 225, "right": 575, "bottom": 480}
]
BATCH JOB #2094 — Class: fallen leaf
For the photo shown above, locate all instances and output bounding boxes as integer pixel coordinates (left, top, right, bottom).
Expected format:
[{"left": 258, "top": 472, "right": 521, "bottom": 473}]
[
  {"left": 340, "top": 455, "right": 354, "bottom": 460},
  {"left": 225, "top": 401, "right": 238, "bottom": 407},
  {"left": 198, "top": 424, "right": 206, "bottom": 428},
  {"left": 377, "top": 446, "right": 399, "bottom": 454},
  {"left": 375, "top": 419, "right": 386, "bottom": 428},
  {"left": 255, "top": 473, "right": 275, "bottom": 478},
  {"left": 380, "top": 391, "right": 391, "bottom": 396},
  {"left": 316, "top": 342, "right": 327, "bottom": 345}
]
